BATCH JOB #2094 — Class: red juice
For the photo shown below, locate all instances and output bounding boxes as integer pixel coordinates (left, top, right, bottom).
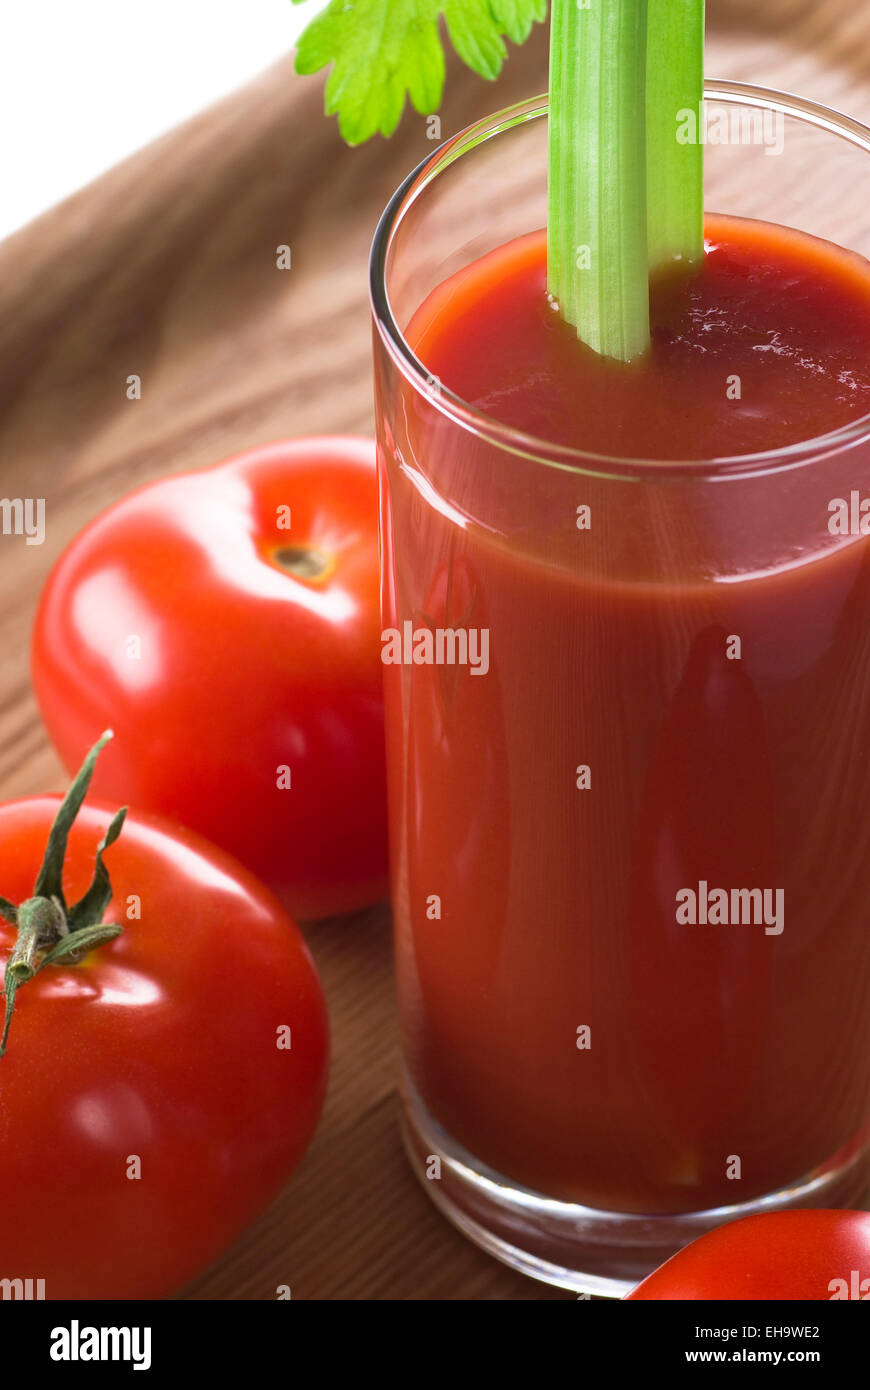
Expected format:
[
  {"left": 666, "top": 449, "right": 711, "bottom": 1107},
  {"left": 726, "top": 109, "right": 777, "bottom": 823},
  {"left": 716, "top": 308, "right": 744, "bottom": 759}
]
[{"left": 379, "top": 213, "right": 870, "bottom": 1214}]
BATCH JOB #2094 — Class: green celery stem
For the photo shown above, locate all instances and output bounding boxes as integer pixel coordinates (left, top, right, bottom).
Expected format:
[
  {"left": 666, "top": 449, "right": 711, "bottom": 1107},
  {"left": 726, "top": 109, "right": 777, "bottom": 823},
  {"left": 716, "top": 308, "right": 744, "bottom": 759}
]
[
  {"left": 547, "top": 0, "right": 651, "bottom": 362},
  {"left": 547, "top": 0, "right": 706, "bottom": 362}
]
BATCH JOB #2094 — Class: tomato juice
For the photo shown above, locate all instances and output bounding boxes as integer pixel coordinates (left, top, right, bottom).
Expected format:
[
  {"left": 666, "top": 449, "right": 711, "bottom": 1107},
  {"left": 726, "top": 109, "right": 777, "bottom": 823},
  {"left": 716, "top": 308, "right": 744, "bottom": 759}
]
[{"left": 378, "top": 216, "right": 870, "bottom": 1214}]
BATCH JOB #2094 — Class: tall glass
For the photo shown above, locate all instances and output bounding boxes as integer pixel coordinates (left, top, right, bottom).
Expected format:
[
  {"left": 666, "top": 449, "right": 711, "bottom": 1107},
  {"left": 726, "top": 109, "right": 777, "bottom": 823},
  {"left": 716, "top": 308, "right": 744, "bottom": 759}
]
[{"left": 371, "top": 84, "right": 870, "bottom": 1295}]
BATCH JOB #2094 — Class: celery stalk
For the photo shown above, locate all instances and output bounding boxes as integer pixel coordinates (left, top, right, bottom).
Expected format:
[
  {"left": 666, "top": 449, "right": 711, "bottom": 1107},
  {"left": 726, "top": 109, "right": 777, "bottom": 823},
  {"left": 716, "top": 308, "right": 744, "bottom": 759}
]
[
  {"left": 547, "top": 0, "right": 650, "bottom": 362},
  {"left": 646, "top": 0, "right": 705, "bottom": 270},
  {"left": 548, "top": 0, "right": 706, "bottom": 362}
]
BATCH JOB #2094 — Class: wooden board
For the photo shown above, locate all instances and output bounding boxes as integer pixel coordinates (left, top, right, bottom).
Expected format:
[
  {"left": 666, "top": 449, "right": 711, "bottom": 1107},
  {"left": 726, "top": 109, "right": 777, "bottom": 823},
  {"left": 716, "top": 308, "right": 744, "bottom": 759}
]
[{"left": 0, "top": 1, "right": 868, "bottom": 1300}]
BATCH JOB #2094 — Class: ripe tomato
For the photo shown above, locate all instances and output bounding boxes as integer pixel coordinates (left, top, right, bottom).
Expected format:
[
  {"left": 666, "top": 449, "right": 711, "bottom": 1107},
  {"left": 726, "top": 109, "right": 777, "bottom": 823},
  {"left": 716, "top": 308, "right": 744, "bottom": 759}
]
[
  {"left": 32, "top": 438, "right": 386, "bottom": 920},
  {"left": 625, "top": 1211, "right": 870, "bottom": 1300},
  {"left": 0, "top": 792, "right": 328, "bottom": 1299}
]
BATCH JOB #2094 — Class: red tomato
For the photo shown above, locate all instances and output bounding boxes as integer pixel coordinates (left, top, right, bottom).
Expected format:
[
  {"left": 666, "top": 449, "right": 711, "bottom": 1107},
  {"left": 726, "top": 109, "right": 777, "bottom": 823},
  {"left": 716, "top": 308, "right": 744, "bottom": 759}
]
[
  {"left": 32, "top": 438, "right": 386, "bottom": 920},
  {"left": 625, "top": 1211, "right": 870, "bottom": 1300},
  {"left": 0, "top": 795, "right": 328, "bottom": 1299}
]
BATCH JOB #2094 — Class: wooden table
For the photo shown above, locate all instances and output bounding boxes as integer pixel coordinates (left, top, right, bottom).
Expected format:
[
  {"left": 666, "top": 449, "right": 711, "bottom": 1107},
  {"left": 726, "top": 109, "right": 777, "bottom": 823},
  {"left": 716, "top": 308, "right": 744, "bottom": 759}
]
[{"left": 0, "top": 0, "right": 868, "bottom": 1300}]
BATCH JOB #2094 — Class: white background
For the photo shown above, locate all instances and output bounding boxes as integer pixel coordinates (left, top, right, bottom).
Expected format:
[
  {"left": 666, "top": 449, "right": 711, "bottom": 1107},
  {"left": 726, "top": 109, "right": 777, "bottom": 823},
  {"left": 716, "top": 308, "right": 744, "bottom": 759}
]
[{"left": 0, "top": 1, "right": 329, "bottom": 241}]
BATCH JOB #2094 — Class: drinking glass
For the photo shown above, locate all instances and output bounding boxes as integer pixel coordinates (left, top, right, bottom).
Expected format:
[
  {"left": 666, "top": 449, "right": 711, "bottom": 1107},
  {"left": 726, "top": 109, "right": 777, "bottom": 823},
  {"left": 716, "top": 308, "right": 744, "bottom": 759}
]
[{"left": 371, "top": 84, "right": 870, "bottom": 1295}]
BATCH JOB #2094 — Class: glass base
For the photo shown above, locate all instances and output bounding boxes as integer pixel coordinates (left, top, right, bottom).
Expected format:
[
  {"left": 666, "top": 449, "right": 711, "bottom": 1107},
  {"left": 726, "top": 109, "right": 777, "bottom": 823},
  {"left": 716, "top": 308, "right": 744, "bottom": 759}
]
[{"left": 400, "top": 1071, "right": 870, "bottom": 1297}]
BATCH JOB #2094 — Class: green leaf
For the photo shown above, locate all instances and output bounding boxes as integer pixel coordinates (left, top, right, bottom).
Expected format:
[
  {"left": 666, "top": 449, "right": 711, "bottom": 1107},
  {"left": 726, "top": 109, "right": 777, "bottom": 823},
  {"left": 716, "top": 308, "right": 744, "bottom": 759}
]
[
  {"left": 0, "top": 734, "right": 127, "bottom": 1058},
  {"left": 491, "top": 0, "right": 548, "bottom": 46},
  {"left": 33, "top": 730, "right": 114, "bottom": 910},
  {"left": 296, "top": 0, "right": 443, "bottom": 144},
  {"left": 67, "top": 807, "right": 128, "bottom": 932},
  {"left": 293, "top": 0, "right": 548, "bottom": 143},
  {"left": 36, "top": 923, "right": 123, "bottom": 973},
  {"left": 444, "top": 0, "right": 507, "bottom": 81}
]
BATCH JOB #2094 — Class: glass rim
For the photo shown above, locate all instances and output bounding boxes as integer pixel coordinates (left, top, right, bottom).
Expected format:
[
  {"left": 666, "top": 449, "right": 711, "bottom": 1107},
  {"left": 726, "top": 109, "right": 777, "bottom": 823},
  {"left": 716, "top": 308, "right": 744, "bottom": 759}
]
[{"left": 369, "top": 81, "right": 870, "bottom": 483}]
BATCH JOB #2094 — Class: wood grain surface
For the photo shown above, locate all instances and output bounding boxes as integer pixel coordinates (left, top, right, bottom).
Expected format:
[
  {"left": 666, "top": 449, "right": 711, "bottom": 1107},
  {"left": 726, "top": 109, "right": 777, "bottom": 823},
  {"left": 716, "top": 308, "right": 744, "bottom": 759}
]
[{"left": 1, "top": 1, "right": 869, "bottom": 1300}]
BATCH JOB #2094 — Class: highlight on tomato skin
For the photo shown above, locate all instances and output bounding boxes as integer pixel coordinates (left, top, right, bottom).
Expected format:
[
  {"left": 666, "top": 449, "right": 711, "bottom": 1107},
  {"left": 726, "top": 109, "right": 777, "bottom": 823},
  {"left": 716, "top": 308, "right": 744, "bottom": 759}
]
[
  {"left": 30, "top": 436, "right": 387, "bottom": 924},
  {"left": 624, "top": 1211, "right": 870, "bottom": 1300},
  {"left": 0, "top": 786, "right": 329, "bottom": 1301}
]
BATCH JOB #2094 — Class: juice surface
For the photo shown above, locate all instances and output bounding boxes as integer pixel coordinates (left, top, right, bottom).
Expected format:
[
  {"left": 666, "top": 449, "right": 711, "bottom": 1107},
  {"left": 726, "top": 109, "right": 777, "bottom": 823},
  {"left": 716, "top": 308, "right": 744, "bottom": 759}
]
[
  {"left": 381, "top": 217, "right": 870, "bottom": 1213},
  {"left": 410, "top": 217, "right": 870, "bottom": 459}
]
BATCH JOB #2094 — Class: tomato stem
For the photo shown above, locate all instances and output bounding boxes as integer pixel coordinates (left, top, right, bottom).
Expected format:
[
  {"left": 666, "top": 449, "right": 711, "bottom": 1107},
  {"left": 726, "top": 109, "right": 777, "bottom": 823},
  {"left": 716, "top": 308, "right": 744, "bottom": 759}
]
[
  {"left": 272, "top": 545, "right": 332, "bottom": 582},
  {"left": 0, "top": 732, "right": 127, "bottom": 1057}
]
